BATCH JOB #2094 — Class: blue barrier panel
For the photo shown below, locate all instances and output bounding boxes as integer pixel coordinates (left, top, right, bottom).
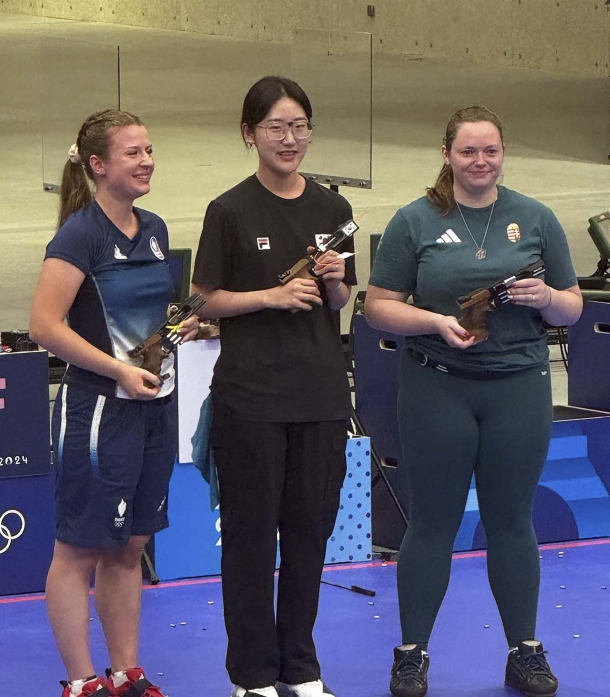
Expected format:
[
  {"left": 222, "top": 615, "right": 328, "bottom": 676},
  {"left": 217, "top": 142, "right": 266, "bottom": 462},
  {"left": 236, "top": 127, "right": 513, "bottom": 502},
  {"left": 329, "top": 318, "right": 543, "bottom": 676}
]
[
  {"left": 327, "top": 437, "right": 372, "bottom": 564},
  {"left": 0, "top": 351, "right": 52, "bottom": 478},
  {"left": 155, "top": 437, "right": 372, "bottom": 581},
  {"left": 0, "top": 473, "right": 55, "bottom": 595},
  {"left": 353, "top": 312, "right": 610, "bottom": 551},
  {"left": 455, "top": 411, "right": 610, "bottom": 550},
  {"left": 154, "top": 464, "right": 222, "bottom": 580}
]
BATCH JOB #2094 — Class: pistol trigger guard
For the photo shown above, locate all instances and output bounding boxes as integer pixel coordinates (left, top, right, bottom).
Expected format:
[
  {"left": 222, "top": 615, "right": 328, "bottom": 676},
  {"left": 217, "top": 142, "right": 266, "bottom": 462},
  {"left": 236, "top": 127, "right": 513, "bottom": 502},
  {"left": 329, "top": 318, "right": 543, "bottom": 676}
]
[{"left": 489, "top": 297, "right": 502, "bottom": 310}]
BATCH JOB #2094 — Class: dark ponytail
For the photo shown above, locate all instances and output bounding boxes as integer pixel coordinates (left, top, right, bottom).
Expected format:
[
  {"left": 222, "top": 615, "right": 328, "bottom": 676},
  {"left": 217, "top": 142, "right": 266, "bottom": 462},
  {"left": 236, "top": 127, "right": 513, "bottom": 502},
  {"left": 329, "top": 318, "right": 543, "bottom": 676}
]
[
  {"left": 58, "top": 108, "right": 144, "bottom": 228},
  {"left": 426, "top": 105, "right": 504, "bottom": 216}
]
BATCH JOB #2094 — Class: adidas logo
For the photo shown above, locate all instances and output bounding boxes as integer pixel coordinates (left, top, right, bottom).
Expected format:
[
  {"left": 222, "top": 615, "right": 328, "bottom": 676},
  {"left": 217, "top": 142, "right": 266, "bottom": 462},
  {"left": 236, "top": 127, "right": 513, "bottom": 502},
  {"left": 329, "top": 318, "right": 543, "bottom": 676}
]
[{"left": 436, "top": 229, "right": 462, "bottom": 244}]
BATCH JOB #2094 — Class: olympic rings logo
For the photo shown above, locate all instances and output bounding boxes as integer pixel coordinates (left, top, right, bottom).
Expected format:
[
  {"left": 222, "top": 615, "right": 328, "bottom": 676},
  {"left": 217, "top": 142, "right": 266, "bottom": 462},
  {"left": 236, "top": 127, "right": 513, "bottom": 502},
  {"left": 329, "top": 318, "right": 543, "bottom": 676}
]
[{"left": 0, "top": 509, "right": 26, "bottom": 554}]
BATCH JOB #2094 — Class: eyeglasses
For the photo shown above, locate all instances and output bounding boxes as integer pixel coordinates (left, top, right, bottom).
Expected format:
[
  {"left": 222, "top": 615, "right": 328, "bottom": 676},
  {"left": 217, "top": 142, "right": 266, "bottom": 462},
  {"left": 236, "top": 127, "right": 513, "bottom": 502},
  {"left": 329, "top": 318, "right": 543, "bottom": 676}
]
[{"left": 256, "top": 120, "right": 313, "bottom": 141}]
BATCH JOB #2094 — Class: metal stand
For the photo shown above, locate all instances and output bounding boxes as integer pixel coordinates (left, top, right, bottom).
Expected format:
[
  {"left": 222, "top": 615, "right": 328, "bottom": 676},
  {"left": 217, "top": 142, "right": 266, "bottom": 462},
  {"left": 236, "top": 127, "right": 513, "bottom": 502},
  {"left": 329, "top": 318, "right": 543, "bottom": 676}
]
[
  {"left": 321, "top": 578, "right": 375, "bottom": 596},
  {"left": 344, "top": 291, "right": 410, "bottom": 529},
  {"left": 142, "top": 547, "right": 159, "bottom": 585},
  {"left": 349, "top": 409, "right": 409, "bottom": 528}
]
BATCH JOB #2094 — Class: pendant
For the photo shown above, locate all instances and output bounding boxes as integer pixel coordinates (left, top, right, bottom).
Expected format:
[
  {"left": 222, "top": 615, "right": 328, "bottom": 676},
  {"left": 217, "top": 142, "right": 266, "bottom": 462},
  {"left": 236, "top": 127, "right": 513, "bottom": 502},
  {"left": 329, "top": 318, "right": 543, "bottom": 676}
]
[{"left": 475, "top": 248, "right": 486, "bottom": 260}]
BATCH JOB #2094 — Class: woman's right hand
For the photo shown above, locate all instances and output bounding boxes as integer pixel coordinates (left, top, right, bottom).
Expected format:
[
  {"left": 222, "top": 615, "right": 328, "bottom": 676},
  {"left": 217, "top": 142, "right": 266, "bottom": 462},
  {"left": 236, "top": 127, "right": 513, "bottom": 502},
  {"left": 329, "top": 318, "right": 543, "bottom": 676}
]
[
  {"left": 115, "top": 362, "right": 161, "bottom": 400},
  {"left": 265, "top": 278, "right": 323, "bottom": 311},
  {"left": 436, "top": 315, "right": 477, "bottom": 349}
]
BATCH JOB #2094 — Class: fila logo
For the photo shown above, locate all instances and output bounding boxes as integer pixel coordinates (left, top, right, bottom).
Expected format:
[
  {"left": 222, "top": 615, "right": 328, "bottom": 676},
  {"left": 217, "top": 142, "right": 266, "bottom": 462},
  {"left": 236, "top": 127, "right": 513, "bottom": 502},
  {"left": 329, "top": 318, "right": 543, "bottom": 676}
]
[
  {"left": 150, "top": 237, "right": 165, "bottom": 260},
  {"left": 0, "top": 377, "right": 5, "bottom": 410},
  {"left": 114, "top": 244, "right": 127, "bottom": 260},
  {"left": 436, "top": 229, "right": 462, "bottom": 244},
  {"left": 114, "top": 499, "right": 127, "bottom": 528},
  {"left": 257, "top": 237, "right": 270, "bottom": 250}
]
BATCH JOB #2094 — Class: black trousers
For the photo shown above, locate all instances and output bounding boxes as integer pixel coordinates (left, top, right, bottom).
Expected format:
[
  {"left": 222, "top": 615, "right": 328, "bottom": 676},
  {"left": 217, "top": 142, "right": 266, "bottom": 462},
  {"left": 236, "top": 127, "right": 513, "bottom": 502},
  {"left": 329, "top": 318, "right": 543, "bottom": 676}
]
[
  {"left": 211, "top": 402, "right": 348, "bottom": 689},
  {"left": 396, "top": 353, "right": 553, "bottom": 648}
]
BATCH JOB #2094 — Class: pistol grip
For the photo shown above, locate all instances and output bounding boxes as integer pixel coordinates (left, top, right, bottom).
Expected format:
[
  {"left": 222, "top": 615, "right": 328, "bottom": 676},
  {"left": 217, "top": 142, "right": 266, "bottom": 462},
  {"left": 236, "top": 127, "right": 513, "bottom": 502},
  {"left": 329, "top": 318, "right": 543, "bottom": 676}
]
[{"left": 459, "top": 307, "right": 490, "bottom": 342}]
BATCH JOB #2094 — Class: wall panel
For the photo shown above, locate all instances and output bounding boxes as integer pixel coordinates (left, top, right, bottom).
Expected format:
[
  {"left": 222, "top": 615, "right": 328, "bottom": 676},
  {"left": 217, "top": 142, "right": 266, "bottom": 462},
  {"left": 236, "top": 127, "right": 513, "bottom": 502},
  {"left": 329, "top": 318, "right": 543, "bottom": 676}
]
[
  {"left": 182, "top": 0, "right": 255, "bottom": 39},
  {"left": 0, "top": 0, "right": 608, "bottom": 77},
  {"left": 422, "top": 0, "right": 515, "bottom": 65},
  {"left": 513, "top": 0, "right": 608, "bottom": 74},
  {"left": 0, "top": 0, "right": 181, "bottom": 29},
  {"left": 551, "top": 0, "right": 607, "bottom": 74}
]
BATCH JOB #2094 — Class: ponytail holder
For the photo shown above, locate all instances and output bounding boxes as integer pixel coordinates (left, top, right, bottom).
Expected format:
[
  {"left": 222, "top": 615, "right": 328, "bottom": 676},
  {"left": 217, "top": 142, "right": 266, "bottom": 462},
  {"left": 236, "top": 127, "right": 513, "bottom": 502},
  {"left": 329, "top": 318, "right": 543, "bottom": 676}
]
[{"left": 68, "top": 144, "right": 82, "bottom": 165}]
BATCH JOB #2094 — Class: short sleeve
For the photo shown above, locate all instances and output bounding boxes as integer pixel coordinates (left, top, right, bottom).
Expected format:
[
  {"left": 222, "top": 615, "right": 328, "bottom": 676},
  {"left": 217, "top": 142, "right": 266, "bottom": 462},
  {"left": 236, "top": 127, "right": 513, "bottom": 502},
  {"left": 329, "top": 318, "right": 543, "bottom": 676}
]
[
  {"left": 368, "top": 208, "right": 419, "bottom": 295},
  {"left": 540, "top": 209, "right": 578, "bottom": 290},
  {"left": 45, "top": 219, "right": 94, "bottom": 275},
  {"left": 191, "top": 200, "right": 233, "bottom": 290},
  {"left": 154, "top": 216, "right": 170, "bottom": 256}
]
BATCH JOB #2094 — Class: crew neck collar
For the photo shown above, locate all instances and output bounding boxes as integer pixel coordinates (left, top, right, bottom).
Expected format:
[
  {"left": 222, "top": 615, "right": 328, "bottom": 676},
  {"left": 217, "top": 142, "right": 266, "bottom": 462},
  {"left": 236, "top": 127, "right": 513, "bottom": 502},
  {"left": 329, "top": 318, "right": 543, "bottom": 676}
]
[
  {"left": 455, "top": 186, "right": 504, "bottom": 213},
  {"left": 251, "top": 173, "right": 310, "bottom": 206}
]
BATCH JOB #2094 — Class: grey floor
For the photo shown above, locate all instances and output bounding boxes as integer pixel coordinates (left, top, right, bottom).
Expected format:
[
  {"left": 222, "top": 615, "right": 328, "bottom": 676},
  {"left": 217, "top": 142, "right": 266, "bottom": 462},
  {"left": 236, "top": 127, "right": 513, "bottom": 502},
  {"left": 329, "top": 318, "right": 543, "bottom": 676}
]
[{"left": 1, "top": 12, "right": 609, "bottom": 404}]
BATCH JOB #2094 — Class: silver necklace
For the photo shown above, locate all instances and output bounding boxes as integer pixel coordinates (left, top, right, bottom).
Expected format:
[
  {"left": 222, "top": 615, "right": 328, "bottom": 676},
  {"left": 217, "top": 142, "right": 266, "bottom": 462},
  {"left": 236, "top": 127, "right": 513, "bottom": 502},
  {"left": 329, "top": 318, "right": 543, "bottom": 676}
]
[{"left": 456, "top": 199, "right": 495, "bottom": 260}]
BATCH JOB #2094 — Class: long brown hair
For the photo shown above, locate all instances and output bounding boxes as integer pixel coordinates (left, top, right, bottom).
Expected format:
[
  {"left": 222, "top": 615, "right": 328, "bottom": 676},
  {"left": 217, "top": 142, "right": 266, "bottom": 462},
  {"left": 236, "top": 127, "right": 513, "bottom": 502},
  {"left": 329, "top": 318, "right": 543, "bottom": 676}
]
[
  {"left": 58, "top": 108, "right": 144, "bottom": 228},
  {"left": 426, "top": 106, "right": 504, "bottom": 216}
]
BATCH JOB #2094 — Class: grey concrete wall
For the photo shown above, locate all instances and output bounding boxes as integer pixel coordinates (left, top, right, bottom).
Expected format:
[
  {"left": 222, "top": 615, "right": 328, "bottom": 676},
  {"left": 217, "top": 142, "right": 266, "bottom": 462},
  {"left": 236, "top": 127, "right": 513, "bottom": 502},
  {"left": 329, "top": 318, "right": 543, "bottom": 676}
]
[{"left": 1, "top": 0, "right": 608, "bottom": 77}]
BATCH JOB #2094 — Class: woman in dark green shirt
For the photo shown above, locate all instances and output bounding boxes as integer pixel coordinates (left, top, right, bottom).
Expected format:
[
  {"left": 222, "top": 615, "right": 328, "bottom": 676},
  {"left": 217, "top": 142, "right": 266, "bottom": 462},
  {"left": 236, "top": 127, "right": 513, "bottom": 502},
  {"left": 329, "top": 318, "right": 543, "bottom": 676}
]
[{"left": 366, "top": 106, "right": 582, "bottom": 697}]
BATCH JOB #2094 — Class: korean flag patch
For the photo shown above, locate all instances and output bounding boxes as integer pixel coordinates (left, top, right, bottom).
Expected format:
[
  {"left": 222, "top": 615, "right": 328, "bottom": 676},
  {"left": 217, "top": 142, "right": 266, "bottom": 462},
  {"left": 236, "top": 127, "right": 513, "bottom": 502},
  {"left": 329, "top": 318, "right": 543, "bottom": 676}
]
[{"left": 316, "top": 233, "right": 331, "bottom": 248}]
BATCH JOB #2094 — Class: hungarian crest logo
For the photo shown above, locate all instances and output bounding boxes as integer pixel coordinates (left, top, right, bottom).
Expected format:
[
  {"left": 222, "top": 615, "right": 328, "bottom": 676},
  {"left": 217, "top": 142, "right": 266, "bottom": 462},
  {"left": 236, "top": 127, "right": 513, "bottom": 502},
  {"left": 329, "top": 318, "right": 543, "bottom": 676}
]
[{"left": 507, "top": 223, "right": 521, "bottom": 243}]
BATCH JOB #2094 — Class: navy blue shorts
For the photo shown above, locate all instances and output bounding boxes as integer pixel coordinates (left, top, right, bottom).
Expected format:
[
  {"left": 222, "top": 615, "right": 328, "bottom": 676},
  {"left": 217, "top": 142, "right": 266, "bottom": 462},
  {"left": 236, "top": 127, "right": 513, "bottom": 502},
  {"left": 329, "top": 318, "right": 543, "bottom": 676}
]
[{"left": 51, "top": 383, "right": 177, "bottom": 548}]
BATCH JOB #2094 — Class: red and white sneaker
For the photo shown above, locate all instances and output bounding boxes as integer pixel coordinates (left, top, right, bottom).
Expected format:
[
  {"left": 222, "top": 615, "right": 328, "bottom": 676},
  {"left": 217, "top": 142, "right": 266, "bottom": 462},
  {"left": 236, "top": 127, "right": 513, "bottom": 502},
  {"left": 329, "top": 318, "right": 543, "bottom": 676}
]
[
  {"left": 106, "top": 668, "right": 166, "bottom": 697},
  {"left": 60, "top": 676, "right": 111, "bottom": 697}
]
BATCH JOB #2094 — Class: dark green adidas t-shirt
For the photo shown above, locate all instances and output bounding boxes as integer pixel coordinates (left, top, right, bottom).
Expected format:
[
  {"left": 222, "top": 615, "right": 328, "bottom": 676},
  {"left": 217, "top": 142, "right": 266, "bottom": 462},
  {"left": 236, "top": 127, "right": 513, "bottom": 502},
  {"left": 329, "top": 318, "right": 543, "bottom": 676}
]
[{"left": 369, "top": 186, "right": 577, "bottom": 372}]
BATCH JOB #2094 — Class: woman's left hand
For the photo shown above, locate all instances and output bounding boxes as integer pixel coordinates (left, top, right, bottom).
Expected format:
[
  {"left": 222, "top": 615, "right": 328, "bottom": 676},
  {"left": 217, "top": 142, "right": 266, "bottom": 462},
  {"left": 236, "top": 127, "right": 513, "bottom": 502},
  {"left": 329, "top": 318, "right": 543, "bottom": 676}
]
[
  {"left": 176, "top": 314, "right": 201, "bottom": 342},
  {"left": 508, "top": 278, "right": 552, "bottom": 310},
  {"left": 312, "top": 249, "right": 346, "bottom": 291}
]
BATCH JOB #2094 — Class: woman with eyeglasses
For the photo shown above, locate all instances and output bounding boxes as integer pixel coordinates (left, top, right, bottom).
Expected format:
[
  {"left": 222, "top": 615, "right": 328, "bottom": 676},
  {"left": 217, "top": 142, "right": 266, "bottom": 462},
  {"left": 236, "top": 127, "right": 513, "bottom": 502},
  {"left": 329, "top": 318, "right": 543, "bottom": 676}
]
[{"left": 192, "top": 76, "right": 357, "bottom": 697}]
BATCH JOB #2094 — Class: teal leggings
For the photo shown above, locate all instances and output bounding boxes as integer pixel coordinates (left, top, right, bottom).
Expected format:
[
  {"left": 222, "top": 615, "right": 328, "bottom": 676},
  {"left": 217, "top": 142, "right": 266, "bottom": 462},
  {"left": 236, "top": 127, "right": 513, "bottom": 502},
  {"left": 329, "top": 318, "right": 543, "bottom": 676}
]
[{"left": 396, "top": 352, "right": 553, "bottom": 647}]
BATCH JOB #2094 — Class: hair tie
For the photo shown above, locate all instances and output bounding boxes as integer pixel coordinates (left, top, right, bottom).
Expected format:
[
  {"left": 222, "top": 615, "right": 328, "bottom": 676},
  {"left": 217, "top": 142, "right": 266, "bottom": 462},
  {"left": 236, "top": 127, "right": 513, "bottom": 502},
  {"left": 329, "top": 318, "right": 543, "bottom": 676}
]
[{"left": 68, "top": 144, "right": 82, "bottom": 165}]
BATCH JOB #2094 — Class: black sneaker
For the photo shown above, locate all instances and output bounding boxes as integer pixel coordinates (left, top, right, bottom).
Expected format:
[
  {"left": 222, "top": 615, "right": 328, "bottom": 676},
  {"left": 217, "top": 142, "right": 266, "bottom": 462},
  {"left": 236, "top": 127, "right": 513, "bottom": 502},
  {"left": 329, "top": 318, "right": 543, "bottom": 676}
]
[
  {"left": 505, "top": 642, "right": 558, "bottom": 696},
  {"left": 389, "top": 645, "right": 429, "bottom": 697}
]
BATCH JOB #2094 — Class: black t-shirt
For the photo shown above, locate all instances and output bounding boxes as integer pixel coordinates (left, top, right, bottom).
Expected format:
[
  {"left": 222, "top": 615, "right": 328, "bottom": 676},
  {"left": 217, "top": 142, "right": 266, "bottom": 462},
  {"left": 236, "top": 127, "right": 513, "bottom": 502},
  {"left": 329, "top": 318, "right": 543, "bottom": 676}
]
[{"left": 192, "top": 174, "right": 357, "bottom": 422}]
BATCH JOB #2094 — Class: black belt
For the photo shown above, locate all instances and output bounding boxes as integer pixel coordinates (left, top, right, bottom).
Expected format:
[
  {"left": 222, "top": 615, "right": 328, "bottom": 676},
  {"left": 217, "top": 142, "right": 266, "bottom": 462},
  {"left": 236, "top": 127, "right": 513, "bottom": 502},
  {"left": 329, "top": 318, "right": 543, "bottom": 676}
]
[
  {"left": 409, "top": 349, "right": 517, "bottom": 381},
  {"left": 410, "top": 349, "right": 450, "bottom": 374}
]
